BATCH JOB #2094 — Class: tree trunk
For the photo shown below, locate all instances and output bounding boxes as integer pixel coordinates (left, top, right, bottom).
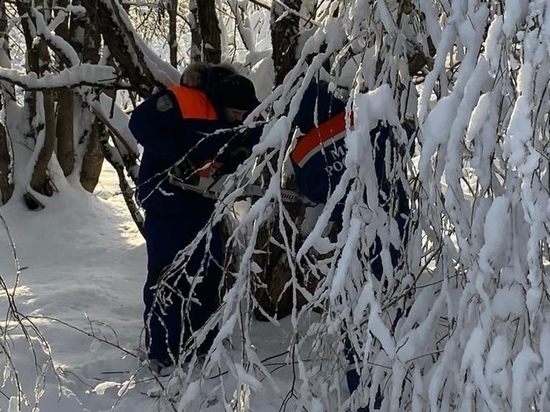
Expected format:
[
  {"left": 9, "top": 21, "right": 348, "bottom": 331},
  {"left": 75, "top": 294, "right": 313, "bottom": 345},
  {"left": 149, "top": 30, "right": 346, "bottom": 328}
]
[
  {"left": 189, "top": 0, "right": 202, "bottom": 63},
  {"left": 80, "top": 0, "right": 162, "bottom": 97},
  {"left": 72, "top": 0, "right": 105, "bottom": 193},
  {"left": 80, "top": 121, "right": 104, "bottom": 193},
  {"left": 0, "top": 120, "right": 12, "bottom": 204},
  {"left": 16, "top": 1, "right": 55, "bottom": 199},
  {"left": 16, "top": 0, "right": 37, "bottom": 144},
  {"left": 195, "top": 0, "right": 221, "bottom": 64},
  {"left": 252, "top": 206, "right": 308, "bottom": 320},
  {"left": 251, "top": 0, "right": 304, "bottom": 320},
  {"left": 0, "top": 0, "right": 13, "bottom": 204},
  {"left": 29, "top": 88, "right": 56, "bottom": 196},
  {"left": 54, "top": 0, "right": 74, "bottom": 176},
  {"left": 55, "top": 89, "right": 74, "bottom": 176},
  {"left": 27, "top": 35, "right": 55, "bottom": 196},
  {"left": 271, "top": 0, "right": 301, "bottom": 86},
  {"left": 168, "top": 0, "right": 178, "bottom": 67}
]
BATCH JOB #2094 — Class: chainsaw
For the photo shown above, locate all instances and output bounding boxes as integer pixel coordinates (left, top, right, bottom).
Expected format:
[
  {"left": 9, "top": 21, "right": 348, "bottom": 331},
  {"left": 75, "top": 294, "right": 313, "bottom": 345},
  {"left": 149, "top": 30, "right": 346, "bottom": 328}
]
[{"left": 168, "top": 163, "right": 312, "bottom": 205}]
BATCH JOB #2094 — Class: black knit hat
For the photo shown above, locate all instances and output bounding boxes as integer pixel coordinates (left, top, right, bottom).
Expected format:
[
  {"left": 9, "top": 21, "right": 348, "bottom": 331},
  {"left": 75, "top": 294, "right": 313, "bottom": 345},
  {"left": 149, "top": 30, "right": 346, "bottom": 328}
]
[{"left": 217, "top": 74, "right": 260, "bottom": 111}]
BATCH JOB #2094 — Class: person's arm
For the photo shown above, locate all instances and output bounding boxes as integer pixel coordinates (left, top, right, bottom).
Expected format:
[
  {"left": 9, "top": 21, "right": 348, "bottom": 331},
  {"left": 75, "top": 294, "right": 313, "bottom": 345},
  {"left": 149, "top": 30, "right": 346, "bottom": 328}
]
[
  {"left": 128, "top": 90, "right": 191, "bottom": 165},
  {"left": 212, "top": 123, "right": 264, "bottom": 175}
]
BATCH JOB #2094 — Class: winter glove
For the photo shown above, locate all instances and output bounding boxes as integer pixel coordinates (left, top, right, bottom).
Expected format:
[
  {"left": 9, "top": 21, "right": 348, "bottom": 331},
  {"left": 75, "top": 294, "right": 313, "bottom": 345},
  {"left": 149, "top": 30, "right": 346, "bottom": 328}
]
[
  {"left": 170, "top": 157, "right": 199, "bottom": 185},
  {"left": 214, "top": 146, "right": 252, "bottom": 177}
]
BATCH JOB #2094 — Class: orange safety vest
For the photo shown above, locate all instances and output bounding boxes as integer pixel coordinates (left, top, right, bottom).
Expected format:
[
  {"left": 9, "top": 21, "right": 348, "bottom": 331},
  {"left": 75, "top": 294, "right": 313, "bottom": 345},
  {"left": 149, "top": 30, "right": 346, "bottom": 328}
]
[
  {"left": 168, "top": 86, "right": 218, "bottom": 120},
  {"left": 168, "top": 86, "right": 222, "bottom": 178}
]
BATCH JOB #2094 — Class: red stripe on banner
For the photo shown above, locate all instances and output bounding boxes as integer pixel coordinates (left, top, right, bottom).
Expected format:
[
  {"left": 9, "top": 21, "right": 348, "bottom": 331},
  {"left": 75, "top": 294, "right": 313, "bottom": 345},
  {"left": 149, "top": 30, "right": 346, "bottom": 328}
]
[{"left": 291, "top": 111, "right": 352, "bottom": 165}]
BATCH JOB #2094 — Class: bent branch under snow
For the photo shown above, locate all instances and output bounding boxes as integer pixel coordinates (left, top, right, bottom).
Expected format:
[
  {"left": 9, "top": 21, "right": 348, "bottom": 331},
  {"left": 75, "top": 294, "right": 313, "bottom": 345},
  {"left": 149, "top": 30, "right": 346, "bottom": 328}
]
[{"left": 0, "top": 66, "right": 128, "bottom": 91}]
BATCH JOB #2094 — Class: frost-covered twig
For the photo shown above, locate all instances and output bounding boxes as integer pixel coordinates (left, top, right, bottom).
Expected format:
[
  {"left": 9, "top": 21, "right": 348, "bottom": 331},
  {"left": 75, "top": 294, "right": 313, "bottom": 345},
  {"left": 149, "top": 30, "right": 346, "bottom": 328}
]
[{"left": 0, "top": 214, "right": 58, "bottom": 411}]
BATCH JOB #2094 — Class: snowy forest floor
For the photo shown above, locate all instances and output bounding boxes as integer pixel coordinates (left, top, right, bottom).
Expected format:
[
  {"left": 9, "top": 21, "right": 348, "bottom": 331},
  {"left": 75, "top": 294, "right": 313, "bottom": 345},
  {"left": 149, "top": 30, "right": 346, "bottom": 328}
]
[{"left": 0, "top": 164, "right": 328, "bottom": 412}]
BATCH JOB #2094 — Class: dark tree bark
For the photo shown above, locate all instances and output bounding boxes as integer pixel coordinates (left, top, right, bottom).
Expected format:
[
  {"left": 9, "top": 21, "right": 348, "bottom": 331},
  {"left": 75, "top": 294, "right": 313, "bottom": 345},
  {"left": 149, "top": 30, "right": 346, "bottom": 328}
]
[
  {"left": 80, "top": 0, "right": 163, "bottom": 97},
  {"left": 29, "top": 87, "right": 56, "bottom": 196},
  {"left": 98, "top": 126, "right": 144, "bottom": 236},
  {"left": 54, "top": 0, "right": 74, "bottom": 176},
  {"left": 271, "top": 0, "right": 301, "bottom": 86},
  {"left": 0, "top": 0, "right": 13, "bottom": 204},
  {"left": 15, "top": 0, "right": 37, "bottom": 142},
  {"left": 189, "top": 0, "right": 202, "bottom": 62},
  {"left": 251, "top": 0, "right": 305, "bottom": 320},
  {"left": 0, "top": 124, "right": 11, "bottom": 204},
  {"left": 92, "top": 89, "right": 143, "bottom": 233},
  {"left": 252, "top": 209, "right": 308, "bottom": 320},
  {"left": 194, "top": 0, "right": 222, "bottom": 63},
  {"left": 80, "top": 121, "right": 104, "bottom": 193},
  {"left": 17, "top": 3, "right": 56, "bottom": 198},
  {"left": 72, "top": 1, "right": 105, "bottom": 193},
  {"left": 55, "top": 88, "right": 74, "bottom": 176},
  {"left": 168, "top": 0, "right": 178, "bottom": 67}
]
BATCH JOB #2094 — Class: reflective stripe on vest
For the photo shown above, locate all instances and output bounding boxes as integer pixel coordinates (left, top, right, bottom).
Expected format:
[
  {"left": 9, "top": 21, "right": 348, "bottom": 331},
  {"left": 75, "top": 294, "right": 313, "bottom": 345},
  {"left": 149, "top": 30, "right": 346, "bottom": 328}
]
[
  {"left": 290, "top": 111, "right": 351, "bottom": 168},
  {"left": 168, "top": 86, "right": 218, "bottom": 120}
]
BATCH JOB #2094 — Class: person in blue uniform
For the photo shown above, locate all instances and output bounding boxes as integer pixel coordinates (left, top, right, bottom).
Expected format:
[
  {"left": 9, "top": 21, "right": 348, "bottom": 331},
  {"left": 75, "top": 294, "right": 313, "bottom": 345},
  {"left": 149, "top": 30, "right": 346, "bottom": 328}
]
[
  {"left": 290, "top": 81, "right": 413, "bottom": 409},
  {"left": 290, "top": 81, "right": 411, "bottom": 275},
  {"left": 290, "top": 81, "right": 411, "bottom": 229},
  {"left": 129, "top": 64, "right": 260, "bottom": 369}
]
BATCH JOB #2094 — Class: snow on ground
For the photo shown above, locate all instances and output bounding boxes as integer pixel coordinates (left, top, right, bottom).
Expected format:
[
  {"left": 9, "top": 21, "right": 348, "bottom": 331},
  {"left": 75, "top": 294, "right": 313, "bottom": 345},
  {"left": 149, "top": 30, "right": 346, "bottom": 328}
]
[{"left": 0, "top": 164, "right": 312, "bottom": 412}]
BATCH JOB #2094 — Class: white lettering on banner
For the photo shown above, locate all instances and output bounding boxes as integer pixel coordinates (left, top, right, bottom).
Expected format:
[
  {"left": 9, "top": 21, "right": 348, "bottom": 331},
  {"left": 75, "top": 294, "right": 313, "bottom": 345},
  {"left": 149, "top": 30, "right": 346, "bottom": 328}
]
[
  {"left": 327, "top": 160, "right": 345, "bottom": 176},
  {"left": 329, "top": 145, "right": 346, "bottom": 159},
  {"left": 326, "top": 139, "right": 347, "bottom": 176},
  {"left": 297, "top": 130, "right": 347, "bottom": 168}
]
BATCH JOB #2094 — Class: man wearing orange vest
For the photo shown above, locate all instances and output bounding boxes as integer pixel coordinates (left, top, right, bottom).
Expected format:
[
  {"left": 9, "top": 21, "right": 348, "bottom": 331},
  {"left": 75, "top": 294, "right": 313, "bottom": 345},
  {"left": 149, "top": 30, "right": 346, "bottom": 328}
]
[{"left": 129, "top": 65, "right": 260, "bottom": 371}]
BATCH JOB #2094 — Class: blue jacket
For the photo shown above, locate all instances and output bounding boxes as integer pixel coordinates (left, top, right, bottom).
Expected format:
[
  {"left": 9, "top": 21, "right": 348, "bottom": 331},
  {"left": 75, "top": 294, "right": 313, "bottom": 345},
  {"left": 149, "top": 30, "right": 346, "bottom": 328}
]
[
  {"left": 290, "top": 82, "right": 347, "bottom": 205},
  {"left": 290, "top": 82, "right": 406, "bottom": 208},
  {"left": 129, "top": 85, "right": 257, "bottom": 216}
]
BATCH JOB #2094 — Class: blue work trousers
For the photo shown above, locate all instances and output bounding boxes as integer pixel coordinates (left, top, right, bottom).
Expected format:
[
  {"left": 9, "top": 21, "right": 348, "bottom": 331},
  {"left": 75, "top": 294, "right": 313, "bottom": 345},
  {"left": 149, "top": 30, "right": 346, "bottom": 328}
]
[{"left": 142, "top": 211, "right": 223, "bottom": 364}]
